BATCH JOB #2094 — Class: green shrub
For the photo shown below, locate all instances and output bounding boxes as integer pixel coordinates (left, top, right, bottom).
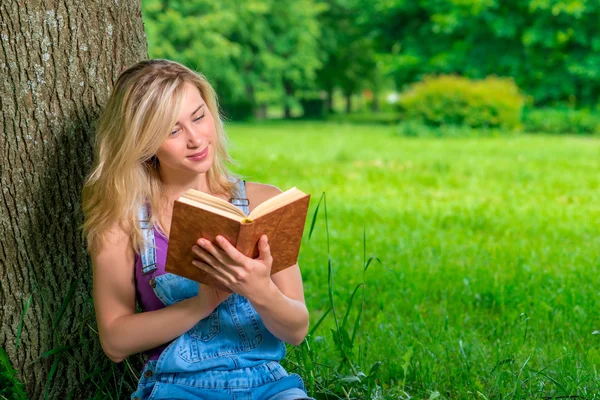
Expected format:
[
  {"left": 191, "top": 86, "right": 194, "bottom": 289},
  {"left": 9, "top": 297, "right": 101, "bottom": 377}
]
[
  {"left": 0, "top": 348, "right": 27, "bottom": 400},
  {"left": 300, "top": 98, "right": 326, "bottom": 118},
  {"left": 398, "top": 75, "right": 524, "bottom": 130},
  {"left": 396, "top": 120, "right": 505, "bottom": 138},
  {"left": 221, "top": 99, "right": 255, "bottom": 121},
  {"left": 523, "top": 108, "right": 600, "bottom": 135}
]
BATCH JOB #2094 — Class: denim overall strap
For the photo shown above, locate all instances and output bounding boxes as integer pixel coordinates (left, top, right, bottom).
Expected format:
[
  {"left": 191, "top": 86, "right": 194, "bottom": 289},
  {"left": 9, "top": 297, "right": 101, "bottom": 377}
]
[
  {"left": 138, "top": 203, "right": 157, "bottom": 275},
  {"left": 139, "top": 179, "right": 245, "bottom": 276},
  {"left": 230, "top": 179, "right": 250, "bottom": 216}
]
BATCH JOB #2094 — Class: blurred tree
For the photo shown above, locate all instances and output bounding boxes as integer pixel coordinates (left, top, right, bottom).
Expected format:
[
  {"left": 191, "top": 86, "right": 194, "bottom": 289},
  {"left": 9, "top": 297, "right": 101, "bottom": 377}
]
[
  {"left": 143, "top": 0, "right": 323, "bottom": 119},
  {"left": 315, "top": 0, "right": 381, "bottom": 114},
  {"left": 375, "top": 0, "right": 600, "bottom": 106},
  {"left": 143, "top": 0, "right": 600, "bottom": 111}
]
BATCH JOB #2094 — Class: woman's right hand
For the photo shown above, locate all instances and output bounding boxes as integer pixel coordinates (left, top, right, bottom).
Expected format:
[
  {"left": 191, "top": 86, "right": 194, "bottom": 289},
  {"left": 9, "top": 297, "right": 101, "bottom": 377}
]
[{"left": 195, "top": 283, "right": 231, "bottom": 318}]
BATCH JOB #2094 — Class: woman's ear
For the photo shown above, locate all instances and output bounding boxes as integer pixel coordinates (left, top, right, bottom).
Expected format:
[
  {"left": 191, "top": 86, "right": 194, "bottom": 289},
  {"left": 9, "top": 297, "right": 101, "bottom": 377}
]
[{"left": 145, "top": 155, "right": 159, "bottom": 167}]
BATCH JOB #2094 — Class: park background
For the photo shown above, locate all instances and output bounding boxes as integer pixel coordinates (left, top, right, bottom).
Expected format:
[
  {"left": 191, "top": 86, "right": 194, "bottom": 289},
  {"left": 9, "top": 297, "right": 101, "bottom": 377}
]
[{"left": 1, "top": 0, "right": 600, "bottom": 399}]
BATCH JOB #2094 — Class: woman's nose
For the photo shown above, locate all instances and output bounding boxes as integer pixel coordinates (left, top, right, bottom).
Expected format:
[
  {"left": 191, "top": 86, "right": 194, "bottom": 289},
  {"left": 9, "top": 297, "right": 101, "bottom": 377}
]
[{"left": 187, "top": 128, "right": 203, "bottom": 147}]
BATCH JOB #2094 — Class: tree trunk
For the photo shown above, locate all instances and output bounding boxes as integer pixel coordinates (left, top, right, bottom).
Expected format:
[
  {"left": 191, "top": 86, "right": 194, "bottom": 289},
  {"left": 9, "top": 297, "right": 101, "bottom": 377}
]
[
  {"left": 371, "top": 92, "right": 380, "bottom": 112},
  {"left": 246, "top": 84, "right": 261, "bottom": 120},
  {"left": 326, "top": 87, "right": 333, "bottom": 114},
  {"left": 0, "top": 1, "right": 147, "bottom": 398},
  {"left": 284, "top": 80, "right": 294, "bottom": 119},
  {"left": 345, "top": 92, "right": 352, "bottom": 114},
  {"left": 255, "top": 103, "right": 267, "bottom": 120}
]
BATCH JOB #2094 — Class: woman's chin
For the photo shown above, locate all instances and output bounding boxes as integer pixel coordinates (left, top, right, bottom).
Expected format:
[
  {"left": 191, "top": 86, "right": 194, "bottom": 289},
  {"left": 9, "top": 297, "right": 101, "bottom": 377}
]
[{"left": 186, "top": 159, "right": 214, "bottom": 174}]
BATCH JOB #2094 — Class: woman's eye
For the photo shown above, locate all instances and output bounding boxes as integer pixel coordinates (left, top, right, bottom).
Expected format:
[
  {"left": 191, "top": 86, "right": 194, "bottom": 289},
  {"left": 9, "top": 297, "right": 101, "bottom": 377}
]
[
  {"left": 171, "top": 129, "right": 180, "bottom": 136},
  {"left": 193, "top": 113, "right": 205, "bottom": 122}
]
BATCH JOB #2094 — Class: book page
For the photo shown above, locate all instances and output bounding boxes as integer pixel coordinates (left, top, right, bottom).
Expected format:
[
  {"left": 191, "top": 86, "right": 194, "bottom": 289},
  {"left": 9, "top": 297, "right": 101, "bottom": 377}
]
[
  {"left": 178, "top": 197, "right": 245, "bottom": 222},
  {"left": 249, "top": 187, "right": 307, "bottom": 219},
  {"left": 180, "top": 189, "right": 246, "bottom": 218}
]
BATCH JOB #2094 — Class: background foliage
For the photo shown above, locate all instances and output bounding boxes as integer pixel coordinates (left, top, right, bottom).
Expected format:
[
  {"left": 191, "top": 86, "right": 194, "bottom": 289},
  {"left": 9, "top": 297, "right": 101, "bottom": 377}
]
[{"left": 144, "top": 0, "right": 600, "bottom": 120}]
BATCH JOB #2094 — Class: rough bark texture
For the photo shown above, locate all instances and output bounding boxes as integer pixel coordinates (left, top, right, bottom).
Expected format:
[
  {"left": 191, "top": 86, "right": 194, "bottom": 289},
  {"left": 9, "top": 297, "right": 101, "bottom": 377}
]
[{"left": 0, "top": 0, "right": 147, "bottom": 398}]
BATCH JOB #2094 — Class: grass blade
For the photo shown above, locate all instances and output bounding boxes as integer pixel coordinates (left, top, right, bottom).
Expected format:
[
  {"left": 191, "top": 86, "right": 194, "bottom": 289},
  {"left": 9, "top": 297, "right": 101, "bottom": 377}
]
[
  {"left": 308, "top": 307, "right": 332, "bottom": 336},
  {"left": 308, "top": 192, "right": 324, "bottom": 240},
  {"left": 39, "top": 345, "right": 77, "bottom": 359},
  {"left": 341, "top": 283, "right": 363, "bottom": 331},
  {"left": 0, "top": 348, "right": 27, "bottom": 399},
  {"left": 44, "top": 355, "right": 62, "bottom": 400},
  {"left": 351, "top": 300, "right": 364, "bottom": 346},
  {"left": 53, "top": 280, "right": 78, "bottom": 330},
  {"left": 124, "top": 358, "right": 140, "bottom": 382},
  {"left": 327, "top": 256, "right": 340, "bottom": 334},
  {"left": 15, "top": 293, "right": 33, "bottom": 353},
  {"left": 364, "top": 256, "right": 382, "bottom": 273}
]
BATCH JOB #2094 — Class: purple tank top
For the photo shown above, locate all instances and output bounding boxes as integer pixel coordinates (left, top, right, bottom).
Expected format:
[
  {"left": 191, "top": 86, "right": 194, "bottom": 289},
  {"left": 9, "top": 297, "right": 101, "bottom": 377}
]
[
  {"left": 134, "top": 228, "right": 170, "bottom": 359},
  {"left": 134, "top": 180, "right": 249, "bottom": 360}
]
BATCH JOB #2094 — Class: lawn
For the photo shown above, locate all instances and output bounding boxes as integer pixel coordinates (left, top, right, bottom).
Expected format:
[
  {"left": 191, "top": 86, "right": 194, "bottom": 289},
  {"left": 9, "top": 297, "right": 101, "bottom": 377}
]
[{"left": 227, "top": 121, "right": 600, "bottom": 399}]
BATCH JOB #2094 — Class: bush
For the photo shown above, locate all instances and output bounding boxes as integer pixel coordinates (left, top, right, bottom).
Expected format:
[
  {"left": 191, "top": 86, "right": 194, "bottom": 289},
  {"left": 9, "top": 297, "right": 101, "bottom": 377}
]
[
  {"left": 0, "top": 348, "right": 27, "bottom": 400},
  {"left": 523, "top": 108, "right": 600, "bottom": 135},
  {"left": 398, "top": 75, "right": 524, "bottom": 130},
  {"left": 300, "top": 98, "right": 326, "bottom": 118},
  {"left": 396, "top": 120, "right": 505, "bottom": 138},
  {"left": 221, "top": 99, "right": 255, "bottom": 121}
]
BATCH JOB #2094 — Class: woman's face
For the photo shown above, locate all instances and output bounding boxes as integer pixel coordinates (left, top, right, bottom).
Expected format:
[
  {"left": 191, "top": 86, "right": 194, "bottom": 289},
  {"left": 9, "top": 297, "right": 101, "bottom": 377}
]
[{"left": 155, "top": 82, "right": 217, "bottom": 176}]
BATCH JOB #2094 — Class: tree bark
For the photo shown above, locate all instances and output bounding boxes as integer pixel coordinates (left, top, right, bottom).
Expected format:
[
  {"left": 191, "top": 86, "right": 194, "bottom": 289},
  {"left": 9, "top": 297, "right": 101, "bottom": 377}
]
[{"left": 0, "top": 0, "right": 147, "bottom": 398}]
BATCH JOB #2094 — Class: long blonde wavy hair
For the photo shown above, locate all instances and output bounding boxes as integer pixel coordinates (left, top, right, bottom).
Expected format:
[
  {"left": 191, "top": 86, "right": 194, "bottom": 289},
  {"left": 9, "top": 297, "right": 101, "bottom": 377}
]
[{"left": 82, "top": 59, "right": 237, "bottom": 255}]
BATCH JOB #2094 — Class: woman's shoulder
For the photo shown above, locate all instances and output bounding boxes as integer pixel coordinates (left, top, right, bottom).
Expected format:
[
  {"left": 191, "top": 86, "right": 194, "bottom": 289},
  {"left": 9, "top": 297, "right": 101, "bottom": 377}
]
[
  {"left": 92, "top": 219, "right": 134, "bottom": 257},
  {"left": 244, "top": 181, "right": 282, "bottom": 209}
]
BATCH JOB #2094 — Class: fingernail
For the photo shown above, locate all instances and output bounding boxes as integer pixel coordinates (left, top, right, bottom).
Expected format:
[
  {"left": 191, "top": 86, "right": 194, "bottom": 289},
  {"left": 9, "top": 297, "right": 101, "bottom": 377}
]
[
  {"left": 216, "top": 236, "right": 223, "bottom": 243},
  {"left": 198, "top": 239, "right": 205, "bottom": 247}
]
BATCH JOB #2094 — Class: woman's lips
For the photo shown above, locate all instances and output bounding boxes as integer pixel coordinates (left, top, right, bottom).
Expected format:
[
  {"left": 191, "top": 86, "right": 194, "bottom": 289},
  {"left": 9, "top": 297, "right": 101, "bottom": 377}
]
[{"left": 187, "top": 147, "right": 208, "bottom": 161}]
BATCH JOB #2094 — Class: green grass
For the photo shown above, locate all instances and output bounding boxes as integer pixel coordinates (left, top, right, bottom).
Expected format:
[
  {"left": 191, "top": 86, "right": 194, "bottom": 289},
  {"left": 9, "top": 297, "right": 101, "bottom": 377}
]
[
  {"left": 226, "top": 121, "right": 600, "bottom": 399},
  {"left": 4, "top": 120, "right": 599, "bottom": 399}
]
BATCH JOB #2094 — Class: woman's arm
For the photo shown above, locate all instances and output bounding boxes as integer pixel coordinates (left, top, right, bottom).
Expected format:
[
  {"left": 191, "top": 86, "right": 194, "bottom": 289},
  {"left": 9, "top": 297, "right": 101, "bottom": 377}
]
[
  {"left": 191, "top": 182, "right": 309, "bottom": 345},
  {"left": 193, "top": 236, "right": 309, "bottom": 345},
  {"left": 248, "top": 262, "right": 309, "bottom": 346},
  {"left": 93, "top": 223, "right": 227, "bottom": 362}
]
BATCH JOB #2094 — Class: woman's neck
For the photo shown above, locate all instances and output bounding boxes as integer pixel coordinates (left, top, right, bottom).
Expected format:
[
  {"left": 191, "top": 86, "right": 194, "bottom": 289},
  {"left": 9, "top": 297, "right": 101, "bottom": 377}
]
[{"left": 159, "top": 168, "right": 210, "bottom": 201}]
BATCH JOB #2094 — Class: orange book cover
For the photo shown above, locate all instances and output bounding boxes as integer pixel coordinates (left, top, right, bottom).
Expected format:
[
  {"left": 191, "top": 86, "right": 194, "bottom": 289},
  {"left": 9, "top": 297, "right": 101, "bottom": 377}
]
[{"left": 165, "top": 189, "right": 310, "bottom": 288}]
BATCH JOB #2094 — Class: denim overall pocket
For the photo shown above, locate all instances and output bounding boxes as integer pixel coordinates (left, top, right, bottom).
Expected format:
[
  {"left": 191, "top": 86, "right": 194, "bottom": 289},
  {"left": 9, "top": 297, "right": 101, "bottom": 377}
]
[
  {"left": 152, "top": 273, "right": 221, "bottom": 341},
  {"left": 178, "top": 294, "right": 263, "bottom": 363},
  {"left": 227, "top": 294, "right": 263, "bottom": 351},
  {"left": 188, "top": 308, "right": 220, "bottom": 341},
  {"left": 151, "top": 273, "right": 197, "bottom": 306}
]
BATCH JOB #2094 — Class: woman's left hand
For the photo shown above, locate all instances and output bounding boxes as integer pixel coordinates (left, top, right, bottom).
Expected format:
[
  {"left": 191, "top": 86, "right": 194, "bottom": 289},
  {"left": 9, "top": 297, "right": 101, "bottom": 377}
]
[{"left": 191, "top": 235, "right": 273, "bottom": 302}]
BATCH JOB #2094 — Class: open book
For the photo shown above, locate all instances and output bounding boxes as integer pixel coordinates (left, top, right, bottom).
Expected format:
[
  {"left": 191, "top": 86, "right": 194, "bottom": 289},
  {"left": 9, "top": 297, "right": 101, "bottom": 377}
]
[{"left": 165, "top": 187, "right": 311, "bottom": 288}]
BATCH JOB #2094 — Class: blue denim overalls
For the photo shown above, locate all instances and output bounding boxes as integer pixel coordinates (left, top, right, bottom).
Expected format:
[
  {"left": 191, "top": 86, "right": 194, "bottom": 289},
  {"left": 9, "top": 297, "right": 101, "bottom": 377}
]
[{"left": 131, "top": 180, "right": 311, "bottom": 400}]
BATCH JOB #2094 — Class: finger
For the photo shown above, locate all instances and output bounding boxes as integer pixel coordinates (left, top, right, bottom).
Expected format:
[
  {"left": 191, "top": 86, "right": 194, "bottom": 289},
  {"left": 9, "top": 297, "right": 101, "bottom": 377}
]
[
  {"left": 215, "top": 236, "right": 247, "bottom": 266},
  {"left": 257, "top": 235, "right": 272, "bottom": 265},
  {"left": 197, "top": 238, "right": 231, "bottom": 266},
  {"left": 192, "top": 259, "right": 233, "bottom": 287},
  {"left": 196, "top": 241, "right": 242, "bottom": 284},
  {"left": 192, "top": 244, "right": 220, "bottom": 268}
]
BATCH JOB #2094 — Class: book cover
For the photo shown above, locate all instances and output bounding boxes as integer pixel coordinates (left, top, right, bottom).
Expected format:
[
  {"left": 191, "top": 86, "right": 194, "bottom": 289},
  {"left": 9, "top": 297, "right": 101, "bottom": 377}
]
[{"left": 165, "top": 193, "right": 310, "bottom": 287}]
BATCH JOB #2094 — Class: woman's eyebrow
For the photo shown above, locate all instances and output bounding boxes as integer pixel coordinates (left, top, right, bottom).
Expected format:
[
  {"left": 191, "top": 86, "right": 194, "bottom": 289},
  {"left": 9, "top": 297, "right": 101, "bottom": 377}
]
[{"left": 175, "top": 104, "right": 205, "bottom": 125}]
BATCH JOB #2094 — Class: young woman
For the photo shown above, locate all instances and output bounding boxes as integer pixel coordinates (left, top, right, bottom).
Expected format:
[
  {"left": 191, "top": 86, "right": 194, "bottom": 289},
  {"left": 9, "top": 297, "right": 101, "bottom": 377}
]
[{"left": 82, "top": 59, "right": 312, "bottom": 399}]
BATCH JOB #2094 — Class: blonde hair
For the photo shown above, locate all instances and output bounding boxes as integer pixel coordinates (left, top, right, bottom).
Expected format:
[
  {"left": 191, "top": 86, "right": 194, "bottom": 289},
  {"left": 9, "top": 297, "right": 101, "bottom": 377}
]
[{"left": 82, "top": 59, "right": 237, "bottom": 255}]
